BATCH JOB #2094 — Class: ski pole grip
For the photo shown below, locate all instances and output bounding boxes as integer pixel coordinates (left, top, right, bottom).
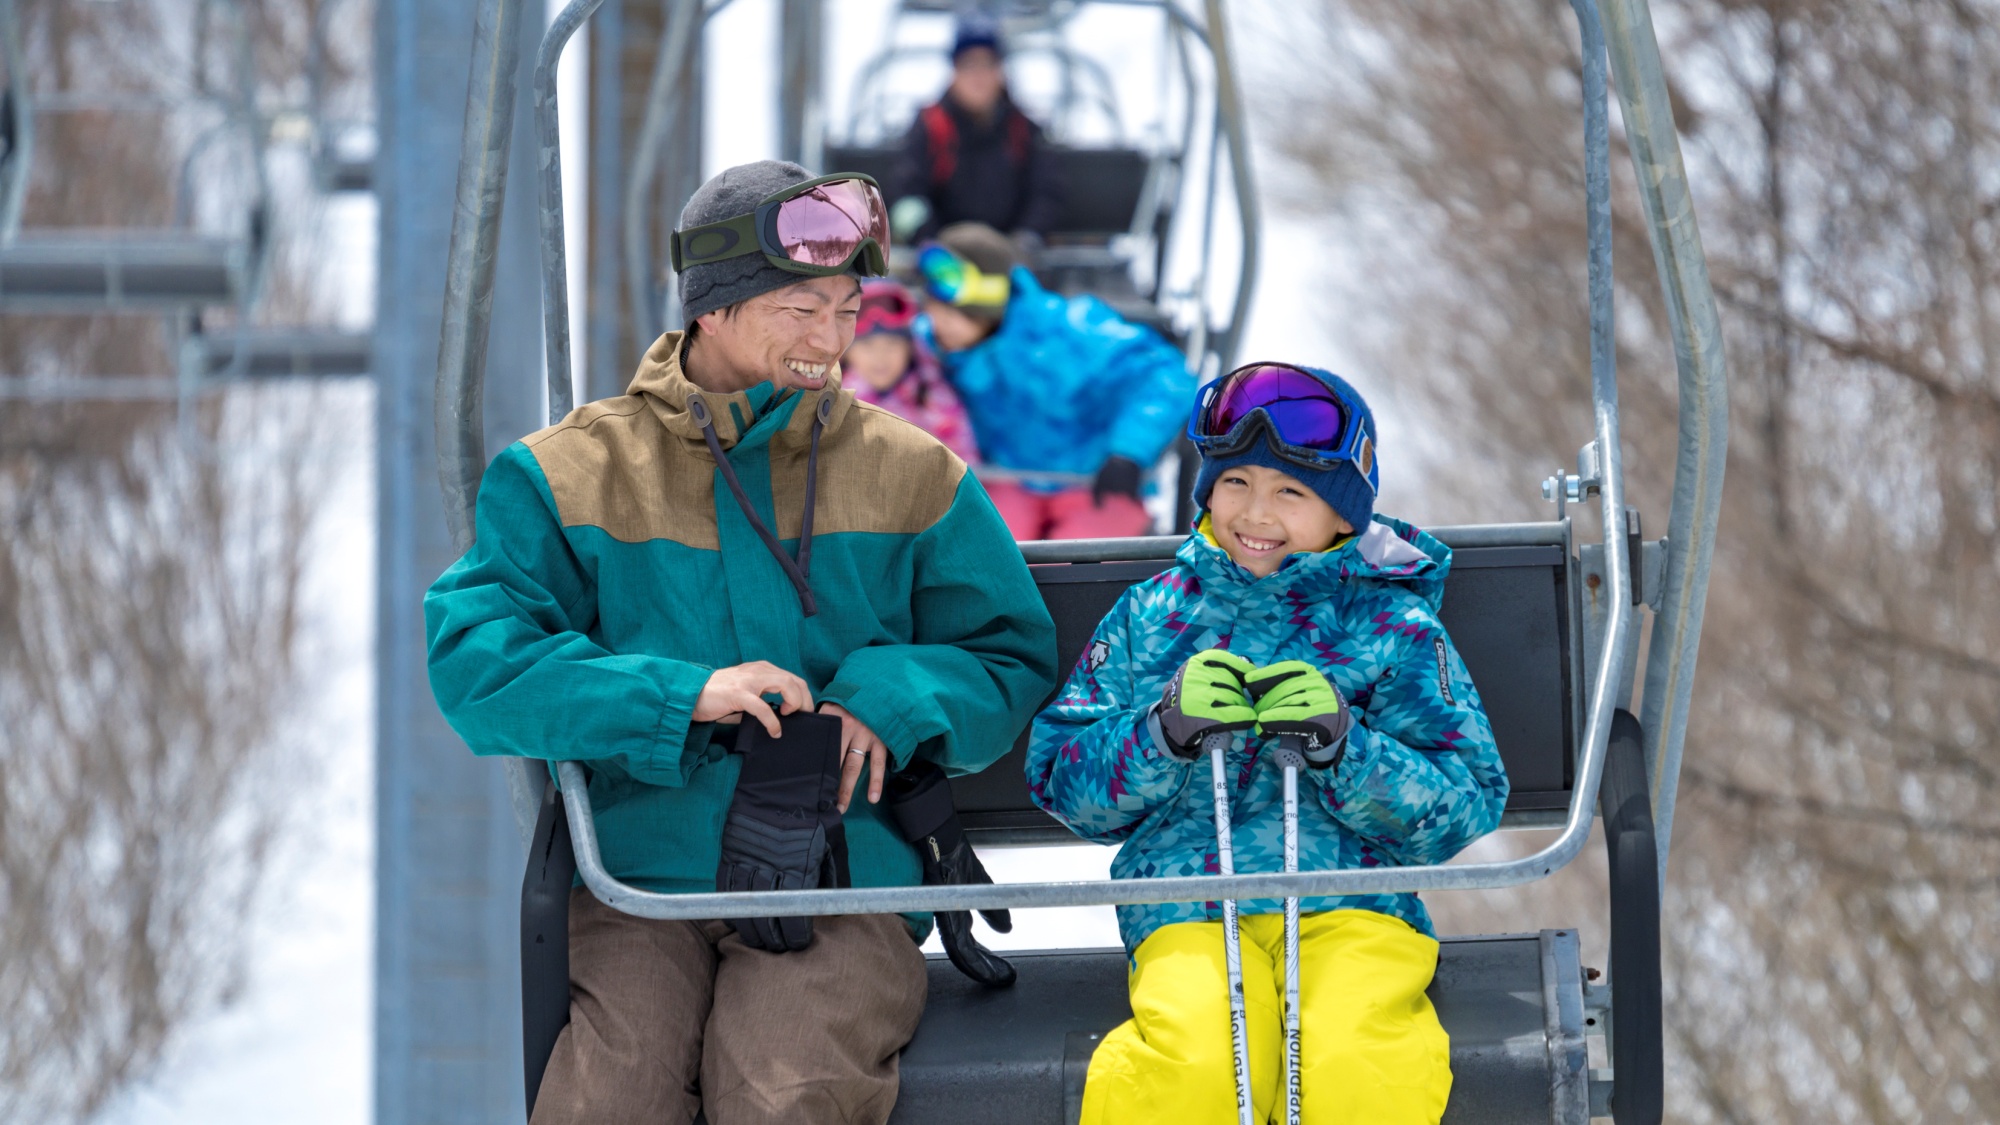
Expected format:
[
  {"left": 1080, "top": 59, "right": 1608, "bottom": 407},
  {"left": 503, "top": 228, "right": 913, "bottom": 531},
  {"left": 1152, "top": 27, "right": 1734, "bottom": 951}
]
[{"left": 1272, "top": 733, "right": 1310, "bottom": 773}]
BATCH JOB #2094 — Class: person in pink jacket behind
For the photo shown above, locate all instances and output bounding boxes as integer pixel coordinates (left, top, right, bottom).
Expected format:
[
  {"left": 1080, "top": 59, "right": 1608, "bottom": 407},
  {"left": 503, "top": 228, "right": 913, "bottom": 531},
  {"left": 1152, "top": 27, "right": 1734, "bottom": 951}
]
[{"left": 842, "top": 281, "right": 981, "bottom": 464}]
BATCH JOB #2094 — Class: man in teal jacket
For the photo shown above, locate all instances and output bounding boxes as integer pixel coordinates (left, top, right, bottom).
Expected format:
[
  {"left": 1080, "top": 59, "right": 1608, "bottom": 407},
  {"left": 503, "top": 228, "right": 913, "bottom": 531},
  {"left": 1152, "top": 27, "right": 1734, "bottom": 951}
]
[{"left": 425, "top": 161, "right": 1057, "bottom": 1125}]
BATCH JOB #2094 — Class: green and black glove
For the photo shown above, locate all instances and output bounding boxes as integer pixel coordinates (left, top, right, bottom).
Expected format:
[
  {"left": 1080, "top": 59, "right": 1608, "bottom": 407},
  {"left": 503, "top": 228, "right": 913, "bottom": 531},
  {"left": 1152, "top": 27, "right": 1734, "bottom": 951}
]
[
  {"left": 1150, "top": 649, "right": 1258, "bottom": 759},
  {"left": 1246, "top": 660, "right": 1355, "bottom": 770}
]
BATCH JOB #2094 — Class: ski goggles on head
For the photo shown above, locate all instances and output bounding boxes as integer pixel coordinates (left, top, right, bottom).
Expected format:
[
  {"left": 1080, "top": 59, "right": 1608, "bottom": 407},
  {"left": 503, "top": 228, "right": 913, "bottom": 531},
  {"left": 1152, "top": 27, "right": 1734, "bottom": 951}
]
[
  {"left": 1187, "top": 362, "right": 1379, "bottom": 493},
  {"left": 857, "top": 282, "right": 918, "bottom": 336},
  {"left": 916, "top": 244, "right": 1012, "bottom": 308},
  {"left": 671, "top": 173, "right": 891, "bottom": 278}
]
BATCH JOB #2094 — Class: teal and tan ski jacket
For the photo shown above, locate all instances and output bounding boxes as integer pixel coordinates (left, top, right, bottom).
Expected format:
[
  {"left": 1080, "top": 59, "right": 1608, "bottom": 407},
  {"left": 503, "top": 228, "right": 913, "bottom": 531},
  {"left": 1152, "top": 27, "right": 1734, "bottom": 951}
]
[{"left": 425, "top": 332, "right": 1059, "bottom": 902}]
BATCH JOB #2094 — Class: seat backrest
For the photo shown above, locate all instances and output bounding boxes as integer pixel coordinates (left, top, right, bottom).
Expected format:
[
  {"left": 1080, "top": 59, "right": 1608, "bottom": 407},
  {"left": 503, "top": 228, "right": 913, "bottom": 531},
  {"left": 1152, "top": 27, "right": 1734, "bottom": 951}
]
[
  {"left": 955, "top": 524, "right": 1578, "bottom": 843},
  {"left": 822, "top": 145, "right": 899, "bottom": 197},
  {"left": 820, "top": 144, "right": 1153, "bottom": 239}
]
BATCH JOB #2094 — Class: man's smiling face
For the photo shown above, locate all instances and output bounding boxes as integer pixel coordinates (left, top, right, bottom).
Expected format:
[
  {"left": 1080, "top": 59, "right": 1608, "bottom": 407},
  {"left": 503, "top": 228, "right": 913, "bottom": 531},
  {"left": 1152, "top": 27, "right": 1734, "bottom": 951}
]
[{"left": 694, "top": 275, "right": 863, "bottom": 394}]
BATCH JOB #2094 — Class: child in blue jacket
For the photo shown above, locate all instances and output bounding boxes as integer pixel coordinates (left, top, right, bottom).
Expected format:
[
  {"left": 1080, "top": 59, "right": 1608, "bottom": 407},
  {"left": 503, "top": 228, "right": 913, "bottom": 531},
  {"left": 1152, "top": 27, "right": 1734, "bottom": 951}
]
[
  {"left": 915, "top": 221, "right": 1192, "bottom": 540},
  {"left": 1026, "top": 362, "right": 1508, "bottom": 1124}
]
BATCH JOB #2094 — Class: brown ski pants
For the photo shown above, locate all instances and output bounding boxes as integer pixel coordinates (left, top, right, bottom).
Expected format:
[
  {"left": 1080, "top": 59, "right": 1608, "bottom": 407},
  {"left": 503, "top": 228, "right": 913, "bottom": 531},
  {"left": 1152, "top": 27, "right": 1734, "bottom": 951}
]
[{"left": 530, "top": 888, "right": 929, "bottom": 1125}]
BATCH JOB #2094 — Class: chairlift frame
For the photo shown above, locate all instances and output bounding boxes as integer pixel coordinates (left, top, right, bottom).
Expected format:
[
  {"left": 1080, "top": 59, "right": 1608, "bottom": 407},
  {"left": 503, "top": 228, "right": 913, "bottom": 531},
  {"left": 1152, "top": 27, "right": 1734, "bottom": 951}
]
[
  {"left": 432, "top": 0, "right": 1728, "bottom": 1119},
  {"left": 0, "top": 0, "right": 381, "bottom": 412}
]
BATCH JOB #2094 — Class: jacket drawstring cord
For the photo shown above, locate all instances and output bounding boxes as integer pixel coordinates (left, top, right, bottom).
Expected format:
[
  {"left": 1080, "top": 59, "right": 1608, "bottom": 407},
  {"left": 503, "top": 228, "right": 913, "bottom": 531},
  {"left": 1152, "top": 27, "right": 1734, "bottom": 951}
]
[{"left": 687, "top": 392, "right": 827, "bottom": 618}]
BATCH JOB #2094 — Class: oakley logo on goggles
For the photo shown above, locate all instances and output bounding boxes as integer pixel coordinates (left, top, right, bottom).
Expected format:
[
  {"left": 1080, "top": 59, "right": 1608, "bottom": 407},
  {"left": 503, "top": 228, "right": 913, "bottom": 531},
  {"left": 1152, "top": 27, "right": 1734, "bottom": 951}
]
[
  {"left": 917, "top": 244, "right": 1011, "bottom": 308},
  {"left": 1187, "top": 362, "right": 1379, "bottom": 494},
  {"left": 671, "top": 174, "right": 891, "bottom": 278}
]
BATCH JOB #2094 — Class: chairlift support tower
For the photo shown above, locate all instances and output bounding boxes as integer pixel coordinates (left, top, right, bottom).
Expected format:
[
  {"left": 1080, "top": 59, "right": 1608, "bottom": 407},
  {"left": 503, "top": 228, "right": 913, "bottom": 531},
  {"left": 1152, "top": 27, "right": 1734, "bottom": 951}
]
[{"left": 374, "top": 0, "right": 550, "bottom": 1120}]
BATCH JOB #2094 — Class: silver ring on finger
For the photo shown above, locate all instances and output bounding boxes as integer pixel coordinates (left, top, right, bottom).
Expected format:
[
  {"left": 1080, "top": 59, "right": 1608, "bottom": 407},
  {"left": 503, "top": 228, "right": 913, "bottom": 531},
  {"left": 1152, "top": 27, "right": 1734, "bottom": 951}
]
[{"left": 845, "top": 745, "right": 866, "bottom": 757}]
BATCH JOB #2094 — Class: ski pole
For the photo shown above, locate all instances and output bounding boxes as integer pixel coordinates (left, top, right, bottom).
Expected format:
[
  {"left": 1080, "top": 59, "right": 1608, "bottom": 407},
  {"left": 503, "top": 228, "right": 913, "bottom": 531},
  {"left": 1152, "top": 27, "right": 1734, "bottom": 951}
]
[
  {"left": 1206, "top": 730, "right": 1257, "bottom": 1125},
  {"left": 1273, "top": 734, "right": 1309, "bottom": 1125}
]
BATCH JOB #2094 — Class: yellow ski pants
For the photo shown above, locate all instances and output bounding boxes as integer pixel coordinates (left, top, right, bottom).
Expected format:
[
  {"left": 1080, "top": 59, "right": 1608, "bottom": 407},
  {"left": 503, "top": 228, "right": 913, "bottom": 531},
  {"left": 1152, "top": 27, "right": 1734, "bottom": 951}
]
[{"left": 1081, "top": 910, "right": 1451, "bottom": 1125}]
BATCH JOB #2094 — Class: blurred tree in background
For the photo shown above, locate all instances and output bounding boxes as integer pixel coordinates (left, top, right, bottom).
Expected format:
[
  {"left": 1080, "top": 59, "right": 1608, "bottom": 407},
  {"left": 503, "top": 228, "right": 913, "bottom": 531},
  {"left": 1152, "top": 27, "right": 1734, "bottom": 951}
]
[
  {"left": 1275, "top": 0, "right": 1999, "bottom": 1119},
  {"left": 0, "top": 1, "right": 361, "bottom": 1118}
]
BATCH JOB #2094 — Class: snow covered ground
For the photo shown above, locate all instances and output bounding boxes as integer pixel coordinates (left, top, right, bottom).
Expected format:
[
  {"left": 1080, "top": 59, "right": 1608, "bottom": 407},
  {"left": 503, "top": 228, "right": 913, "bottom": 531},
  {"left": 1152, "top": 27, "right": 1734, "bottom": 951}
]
[
  {"left": 92, "top": 2, "right": 1364, "bottom": 1120},
  {"left": 95, "top": 382, "right": 377, "bottom": 1125}
]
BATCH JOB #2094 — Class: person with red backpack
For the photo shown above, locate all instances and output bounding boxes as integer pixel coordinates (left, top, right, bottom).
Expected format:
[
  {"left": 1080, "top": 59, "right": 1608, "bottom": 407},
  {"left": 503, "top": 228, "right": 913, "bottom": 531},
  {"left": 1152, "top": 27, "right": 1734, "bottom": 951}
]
[{"left": 888, "top": 16, "right": 1063, "bottom": 248}]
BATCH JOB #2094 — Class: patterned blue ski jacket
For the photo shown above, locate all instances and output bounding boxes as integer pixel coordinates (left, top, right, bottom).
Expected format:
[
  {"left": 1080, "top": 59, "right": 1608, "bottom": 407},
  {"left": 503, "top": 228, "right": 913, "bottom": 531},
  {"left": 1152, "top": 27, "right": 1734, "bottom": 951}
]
[
  {"left": 920, "top": 268, "right": 1193, "bottom": 486},
  {"left": 1026, "top": 517, "right": 1509, "bottom": 953}
]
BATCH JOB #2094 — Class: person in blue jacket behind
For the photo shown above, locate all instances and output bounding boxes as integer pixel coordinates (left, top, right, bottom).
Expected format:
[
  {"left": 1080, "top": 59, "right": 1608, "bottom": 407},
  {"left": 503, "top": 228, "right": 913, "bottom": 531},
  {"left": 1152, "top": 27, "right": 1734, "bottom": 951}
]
[
  {"left": 916, "top": 221, "right": 1192, "bottom": 540},
  {"left": 1027, "top": 362, "right": 1509, "bottom": 1124}
]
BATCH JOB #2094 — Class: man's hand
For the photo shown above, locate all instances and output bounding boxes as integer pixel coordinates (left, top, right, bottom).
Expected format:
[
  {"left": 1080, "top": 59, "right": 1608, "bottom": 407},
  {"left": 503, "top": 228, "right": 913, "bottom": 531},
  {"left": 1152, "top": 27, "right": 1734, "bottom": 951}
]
[
  {"left": 821, "top": 702, "right": 888, "bottom": 813},
  {"left": 693, "top": 661, "right": 813, "bottom": 737}
]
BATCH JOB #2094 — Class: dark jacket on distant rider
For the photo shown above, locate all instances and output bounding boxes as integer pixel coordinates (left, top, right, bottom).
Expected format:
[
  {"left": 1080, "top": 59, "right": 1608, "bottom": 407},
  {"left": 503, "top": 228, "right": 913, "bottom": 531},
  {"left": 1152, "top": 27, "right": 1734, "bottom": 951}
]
[{"left": 892, "top": 93, "right": 1064, "bottom": 243}]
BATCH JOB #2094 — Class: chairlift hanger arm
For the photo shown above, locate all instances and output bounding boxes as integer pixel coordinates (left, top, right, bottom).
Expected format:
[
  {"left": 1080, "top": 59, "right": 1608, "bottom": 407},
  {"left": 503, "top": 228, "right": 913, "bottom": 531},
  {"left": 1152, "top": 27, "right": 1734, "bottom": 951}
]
[
  {"left": 622, "top": 0, "right": 702, "bottom": 345},
  {"left": 1600, "top": 0, "right": 1730, "bottom": 886},
  {"left": 0, "top": 0, "right": 31, "bottom": 243},
  {"left": 433, "top": 0, "right": 546, "bottom": 845},
  {"left": 534, "top": 0, "right": 603, "bottom": 423}
]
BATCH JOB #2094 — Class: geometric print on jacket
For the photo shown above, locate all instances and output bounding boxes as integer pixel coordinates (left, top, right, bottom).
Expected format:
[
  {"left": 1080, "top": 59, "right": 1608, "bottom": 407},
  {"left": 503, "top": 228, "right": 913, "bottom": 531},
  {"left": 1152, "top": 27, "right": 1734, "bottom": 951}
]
[{"left": 1026, "top": 516, "right": 1509, "bottom": 954}]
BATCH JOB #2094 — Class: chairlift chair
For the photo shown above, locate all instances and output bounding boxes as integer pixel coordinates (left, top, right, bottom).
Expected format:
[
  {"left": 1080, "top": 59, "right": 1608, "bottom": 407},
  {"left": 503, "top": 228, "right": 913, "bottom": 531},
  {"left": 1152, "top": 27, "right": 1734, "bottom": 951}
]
[
  {"left": 434, "top": 0, "right": 1729, "bottom": 1122},
  {"left": 0, "top": 0, "right": 270, "bottom": 314},
  {"left": 826, "top": 1, "right": 1231, "bottom": 354}
]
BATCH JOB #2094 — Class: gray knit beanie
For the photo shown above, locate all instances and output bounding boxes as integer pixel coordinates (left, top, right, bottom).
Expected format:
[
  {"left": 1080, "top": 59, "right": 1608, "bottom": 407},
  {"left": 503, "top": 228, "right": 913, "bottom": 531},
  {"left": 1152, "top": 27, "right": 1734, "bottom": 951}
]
[{"left": 678, "top": 160, "right": 842, "bottom": 322}]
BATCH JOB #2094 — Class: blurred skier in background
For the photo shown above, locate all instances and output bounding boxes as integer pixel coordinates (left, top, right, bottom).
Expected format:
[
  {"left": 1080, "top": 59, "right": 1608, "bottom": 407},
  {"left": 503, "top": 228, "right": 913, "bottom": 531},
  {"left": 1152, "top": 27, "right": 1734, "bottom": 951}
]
[
  {"left": 843, "top": 281, "right": 980, "bottom": 463},
  {"left": 916, "top": 222, "right": 1191, "bottom": 541},
  {"left": 888, "top": 15, "right": 1063, "bottom": 253}
]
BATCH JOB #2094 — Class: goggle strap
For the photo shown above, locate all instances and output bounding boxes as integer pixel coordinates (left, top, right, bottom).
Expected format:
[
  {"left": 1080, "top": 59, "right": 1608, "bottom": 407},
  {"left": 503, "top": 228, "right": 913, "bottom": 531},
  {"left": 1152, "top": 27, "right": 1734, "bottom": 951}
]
[{"left": 672, "top": 212, "right": 761, "bottom": 270}]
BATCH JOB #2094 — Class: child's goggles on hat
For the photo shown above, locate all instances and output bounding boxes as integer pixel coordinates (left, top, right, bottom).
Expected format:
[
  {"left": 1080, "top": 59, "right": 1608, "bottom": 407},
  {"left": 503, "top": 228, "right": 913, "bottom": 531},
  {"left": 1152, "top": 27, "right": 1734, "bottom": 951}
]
[
  {"left": 916, "top": 244, "right": 1011, "bottom": 307},
  {"left": 857, "top": 281, "right": 918, "bottom": 336},
  {"left": 1187, "top": 362, "right": 1379, "bottom": 494},
  {"left": 671, "top": 174, "right": 891, "bottom": 277}
]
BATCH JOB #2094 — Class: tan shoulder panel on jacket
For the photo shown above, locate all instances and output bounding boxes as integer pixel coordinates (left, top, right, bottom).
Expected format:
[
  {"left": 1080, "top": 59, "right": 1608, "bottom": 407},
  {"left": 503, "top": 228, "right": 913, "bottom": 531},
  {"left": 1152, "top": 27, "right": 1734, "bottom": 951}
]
[
  {"left": 770, "top": 402, "right": 968, "bottom": 539},
  {"left": 523, "top": 396, "right": 720, "bottom": 549}
]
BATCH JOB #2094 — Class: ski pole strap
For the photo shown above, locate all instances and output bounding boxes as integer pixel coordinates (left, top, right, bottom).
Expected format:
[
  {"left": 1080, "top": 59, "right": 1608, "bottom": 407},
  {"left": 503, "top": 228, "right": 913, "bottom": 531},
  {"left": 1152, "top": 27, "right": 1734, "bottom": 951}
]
[{"left": 883, "top": 759, "right": 963, "bottom": 852}]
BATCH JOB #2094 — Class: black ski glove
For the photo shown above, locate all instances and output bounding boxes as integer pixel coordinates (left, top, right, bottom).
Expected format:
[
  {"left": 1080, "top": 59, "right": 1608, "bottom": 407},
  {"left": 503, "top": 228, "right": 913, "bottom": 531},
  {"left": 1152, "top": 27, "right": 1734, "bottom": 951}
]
[
  {"left": 1092, "top": 455, "right": 1145, "bottom": 505},
  {"left": 716, "top": 711, "right": 850, "bottom": 952},
  {"left": 885, "top": 760, "right": 1017, "bottom": 988}
]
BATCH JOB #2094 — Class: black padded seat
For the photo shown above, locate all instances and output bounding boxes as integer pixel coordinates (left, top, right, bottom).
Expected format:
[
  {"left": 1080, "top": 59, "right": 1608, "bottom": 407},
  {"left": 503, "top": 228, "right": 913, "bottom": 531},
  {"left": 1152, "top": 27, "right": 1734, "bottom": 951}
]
[
  {"left": 821, "top": 144, "right": 1154, "bottom": 240},
  {"left": 891, "top": 931, "right": 1587, "bottom": 1125},
  {"left": 953, "top": 525, "right": 1578, "bottom": 845}
]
